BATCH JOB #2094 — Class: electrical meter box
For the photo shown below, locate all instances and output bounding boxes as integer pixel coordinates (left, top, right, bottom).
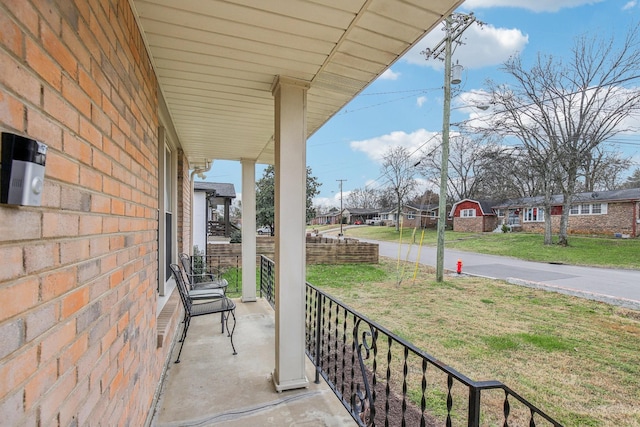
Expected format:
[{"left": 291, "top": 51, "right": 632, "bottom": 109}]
[{"left": 1, "top": 132, "right": 48, "bottom": 206}]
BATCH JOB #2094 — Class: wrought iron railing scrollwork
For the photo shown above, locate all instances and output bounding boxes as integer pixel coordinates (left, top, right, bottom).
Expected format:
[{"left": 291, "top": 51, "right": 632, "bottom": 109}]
[
  {"left": 258, "top": 256, "right": 563, "bottom": 427},
  {"left": 351, "top": 318, "right": 376, "bottom": 425}
]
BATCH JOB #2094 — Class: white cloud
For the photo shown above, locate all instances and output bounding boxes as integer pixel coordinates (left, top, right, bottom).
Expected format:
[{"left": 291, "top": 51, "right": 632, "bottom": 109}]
[
  {"left": 416, "top": 96, "right": 427, "bottom": 107},
  {"left": 379, "top": 69, "right": 400, "bottom": 80},
  {"left": 461, "top": 0, "right": 603, "bottom": 13},
  {"left": 622, "top": 0, "right": 637, "bottom": 10},
  {"left": 404, "top": 23, "right": 528, "bottom": 70},
  {"left": 314, "top": 192, "right": 344, "bottom": 209},
  {"left": 349, "top": 129, "right": 440, "bottom": 163}
]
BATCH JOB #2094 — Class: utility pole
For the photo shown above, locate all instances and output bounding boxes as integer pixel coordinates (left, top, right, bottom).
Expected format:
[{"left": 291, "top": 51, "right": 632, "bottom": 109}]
[
  {"left": 423, "top": 13, "right": 478, "bottom": 282},
  {"left": 337, "top": 179, "right": 346, "bottom": 237}
]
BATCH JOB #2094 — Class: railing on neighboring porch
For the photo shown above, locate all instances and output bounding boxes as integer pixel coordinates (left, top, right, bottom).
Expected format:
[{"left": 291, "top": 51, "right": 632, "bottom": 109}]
[
  {"left": 259, "top": 255, "right": 562, "bottom": 427},
  {"left": 190, "top": 254, "right": 241, "bottom": 295},
  {"left": 259, "top": 255, "right": 275, "bottom": 309}
]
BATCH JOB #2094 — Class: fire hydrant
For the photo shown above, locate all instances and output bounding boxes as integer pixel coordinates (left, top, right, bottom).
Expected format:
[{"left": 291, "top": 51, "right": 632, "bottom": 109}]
[{"left": 456, "top": 259, "right": 463, "bottom": 274}]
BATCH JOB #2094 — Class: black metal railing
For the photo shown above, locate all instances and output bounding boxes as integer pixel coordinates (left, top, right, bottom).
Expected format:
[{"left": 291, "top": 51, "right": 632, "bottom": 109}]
[
  {"left": 259, "top": 256, "right": 562, "bottom": 427},
  {"left": 259, "top": 255, "right": 275, "bottom": 309},
  {"left": 190, "top": 254, "right": 241, "bottom": 295}
]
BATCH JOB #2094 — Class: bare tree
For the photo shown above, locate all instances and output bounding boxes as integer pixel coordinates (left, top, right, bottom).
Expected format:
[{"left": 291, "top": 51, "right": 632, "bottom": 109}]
[
  {"left": 480, "top": 26, "right": 640, "bottom": 245},
  {"left": 377, "top": 187, "right": 396, "bottom": 209},
  {"left": 417, "top": 133, "right": 532, "bottom": 201},
  {"left": 472, "top": 145, "right": 542, "bottom": 200},
  {"left": 345, "top": 187, "right": 380, "bottom": 209},
  {"left": 580, "top": 146, "right": 632, "bottom": 191},
  {"left": 417, "top": 134, "right": 485, "bottom": 200},
  {"left": 380, "top": 146, "right": 418, "bottom": 231},
  {"left": 621, "top": 167, "right": 640, "bottom": 189},
  {"left": 409, "top": 189, "right": 439, "bottom": 206}
]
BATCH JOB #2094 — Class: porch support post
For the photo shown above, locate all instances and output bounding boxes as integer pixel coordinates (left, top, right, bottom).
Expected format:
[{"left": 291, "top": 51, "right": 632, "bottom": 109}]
[
  {"left": 271, "top": 75, "right": 310, "bottom": 392},
  {"left": 241, "top": 159, "right": 257, "bottom": 302}
]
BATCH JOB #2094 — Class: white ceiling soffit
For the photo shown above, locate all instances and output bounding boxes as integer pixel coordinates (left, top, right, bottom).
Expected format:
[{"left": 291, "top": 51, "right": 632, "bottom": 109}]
[{"left": 131, "top": 0, "right": 464, "bottom": 167}]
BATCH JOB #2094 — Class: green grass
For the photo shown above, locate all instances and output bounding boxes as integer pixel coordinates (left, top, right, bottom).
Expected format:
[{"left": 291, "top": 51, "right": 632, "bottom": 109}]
[
  {"left": 340, "top": 226, "right": 640, "bottom": 269},
  {"left": 306, "top": 263, "right": 387, "bottom": 287},
  {"left": 306, "top": 258, "right": 640, "bottom": 427}
]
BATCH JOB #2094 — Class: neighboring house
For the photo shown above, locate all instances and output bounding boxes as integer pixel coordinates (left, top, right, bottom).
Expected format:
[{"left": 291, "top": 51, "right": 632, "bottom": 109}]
[
  {"left": 311, "top": 209, "right": 341, "bottom": 225},
  {"left": 450, "top": 199, "right": 501, "bottom": 232},
  {"left": 193, "top": 182, "right": 237, "bottom": 252},
  {"left": 379, "top": 207, "right": 398, "bottom": 226},
  {"left": 492, "top": 188, "right": 640, "bottom": 237},
  {"left": 340, "top": 203, "right": 446, "bottom": 229},
  {"left": 402, "top": 202, "right": 440, "bottom": 229},
  {"left": 343, "top": 207, "right": 380, "bottom": 224},
  {"left": 0, "top": 1, "right": 462, "bottom": 426},
  {"left": 451, "top": 188, "right": 640, "bottom": 237}
]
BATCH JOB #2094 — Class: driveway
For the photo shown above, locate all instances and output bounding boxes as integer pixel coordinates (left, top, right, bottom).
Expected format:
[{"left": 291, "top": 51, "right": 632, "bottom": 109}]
[{"left": 361, "top": 237, "right": 640, "bottom": 311}]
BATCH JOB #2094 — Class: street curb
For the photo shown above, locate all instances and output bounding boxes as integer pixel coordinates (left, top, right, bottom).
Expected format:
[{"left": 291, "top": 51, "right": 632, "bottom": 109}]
[{"left": 505, "top": 277, "right": 640, "bottom": 311}]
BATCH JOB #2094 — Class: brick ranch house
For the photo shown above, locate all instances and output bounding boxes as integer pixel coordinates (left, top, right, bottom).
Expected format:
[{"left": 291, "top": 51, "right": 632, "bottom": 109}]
[
  {"left": 0, "top": 0, "right": 464, "bottom": 425},
  {"left": 450, "top": 188, "right": 640, "bottom": 237},
  {"left": 401, "top": 202, "right": 445, "bottom": 229}
]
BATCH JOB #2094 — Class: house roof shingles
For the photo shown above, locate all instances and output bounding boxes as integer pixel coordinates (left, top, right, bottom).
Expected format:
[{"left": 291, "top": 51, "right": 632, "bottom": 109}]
[
  {"left": 405, "top": 202, "right": 439, "bottom": 211},
  {"left": 194, "top": 182, "right": 236, "bottom": 198},
  {"left": 493, "top": 188, "right": 640, "bottom": 209}
]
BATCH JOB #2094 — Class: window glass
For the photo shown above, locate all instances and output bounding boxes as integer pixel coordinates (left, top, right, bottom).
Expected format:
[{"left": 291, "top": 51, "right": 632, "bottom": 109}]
[
  {"left": 523, "top": 207, "right": 544, "bottom": 222},
  {"left": 461, "top": 208, "right": 475, "bottom": 217}
]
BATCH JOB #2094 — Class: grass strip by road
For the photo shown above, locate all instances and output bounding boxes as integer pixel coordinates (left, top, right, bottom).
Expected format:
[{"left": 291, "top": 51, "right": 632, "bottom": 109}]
[
  {"left": 307, "top": 258, "right": 640, "bottom": 427},
  {"left": 337, "top": 226, "right": 640, "bottom": 269}
]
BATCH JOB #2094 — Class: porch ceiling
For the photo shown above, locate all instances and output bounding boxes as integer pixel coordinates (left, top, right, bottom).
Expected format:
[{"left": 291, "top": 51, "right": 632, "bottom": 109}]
[{"left": 130, "top": 0, "right": 464, "bottom": 168}]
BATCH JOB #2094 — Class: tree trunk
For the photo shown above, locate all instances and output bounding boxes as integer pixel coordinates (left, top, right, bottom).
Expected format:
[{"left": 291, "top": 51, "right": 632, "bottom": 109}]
[
  {"left": 558, "top": 194, "right": 573, "bottom": 246},
  {"left": 558, "top": 170, "right": 578, "bottom": 246},
  {"left": 543, "top": 210, "right": 553, "bottom": 245}
]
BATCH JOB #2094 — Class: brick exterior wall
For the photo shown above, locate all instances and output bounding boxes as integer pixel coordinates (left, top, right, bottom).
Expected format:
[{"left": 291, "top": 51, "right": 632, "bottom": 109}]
[
  {"left": 401, "top": 212, "right": 439, "bottom": 229},
  {"left": 454, "top": 216, "right": 484, "bottom": 232},
  {"left": 0, "top": 1, "right": 181, "bottom": 425}
]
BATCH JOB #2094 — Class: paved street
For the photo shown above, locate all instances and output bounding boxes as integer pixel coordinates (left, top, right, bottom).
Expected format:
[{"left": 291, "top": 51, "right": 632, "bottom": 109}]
[{"left": 360, "top": 237, "right": 640, "bottom": 310}]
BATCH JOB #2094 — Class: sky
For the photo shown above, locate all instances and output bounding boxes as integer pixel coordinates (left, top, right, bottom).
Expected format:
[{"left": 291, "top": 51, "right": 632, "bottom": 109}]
[{"left": 203, "top": 0, "right": 640, "bottom": 210}]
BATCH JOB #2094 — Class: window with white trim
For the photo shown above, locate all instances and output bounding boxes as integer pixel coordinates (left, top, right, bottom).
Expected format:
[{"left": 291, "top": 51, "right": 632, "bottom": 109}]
[
  {"left": 569, "top": 203, "right": 607, "bottom": 215},
  {"left": 461, "top": 208, "right": 476, "bottom": 218},
  {"left": 523, "top": 207, "right": 544, "bottom": 222},
  {"left": 406, "top": 212, "right": 415, "bottom": 219}
]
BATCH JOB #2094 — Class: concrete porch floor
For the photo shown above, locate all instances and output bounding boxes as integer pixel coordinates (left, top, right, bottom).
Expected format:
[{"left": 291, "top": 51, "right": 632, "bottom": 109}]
[{"left": 150, "top": 298, "right": 356, "bottom": 426}]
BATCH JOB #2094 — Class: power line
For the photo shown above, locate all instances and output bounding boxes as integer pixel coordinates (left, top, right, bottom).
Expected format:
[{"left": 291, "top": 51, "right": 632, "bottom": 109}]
[
  {"left": 451, "top": 74, "right": 640, "bottom": 129},
  {"left": 339, "top": 90, "right": 437, "bottom": 115}
]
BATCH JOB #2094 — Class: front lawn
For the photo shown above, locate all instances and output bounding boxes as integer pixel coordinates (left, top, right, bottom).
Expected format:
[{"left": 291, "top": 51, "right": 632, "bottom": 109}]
[
  {"left": 307, "top": 258, "right": 640, "bottom": 427},
  {"left": 340, "top": 226, "right": 640, "bottom": 269}
]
